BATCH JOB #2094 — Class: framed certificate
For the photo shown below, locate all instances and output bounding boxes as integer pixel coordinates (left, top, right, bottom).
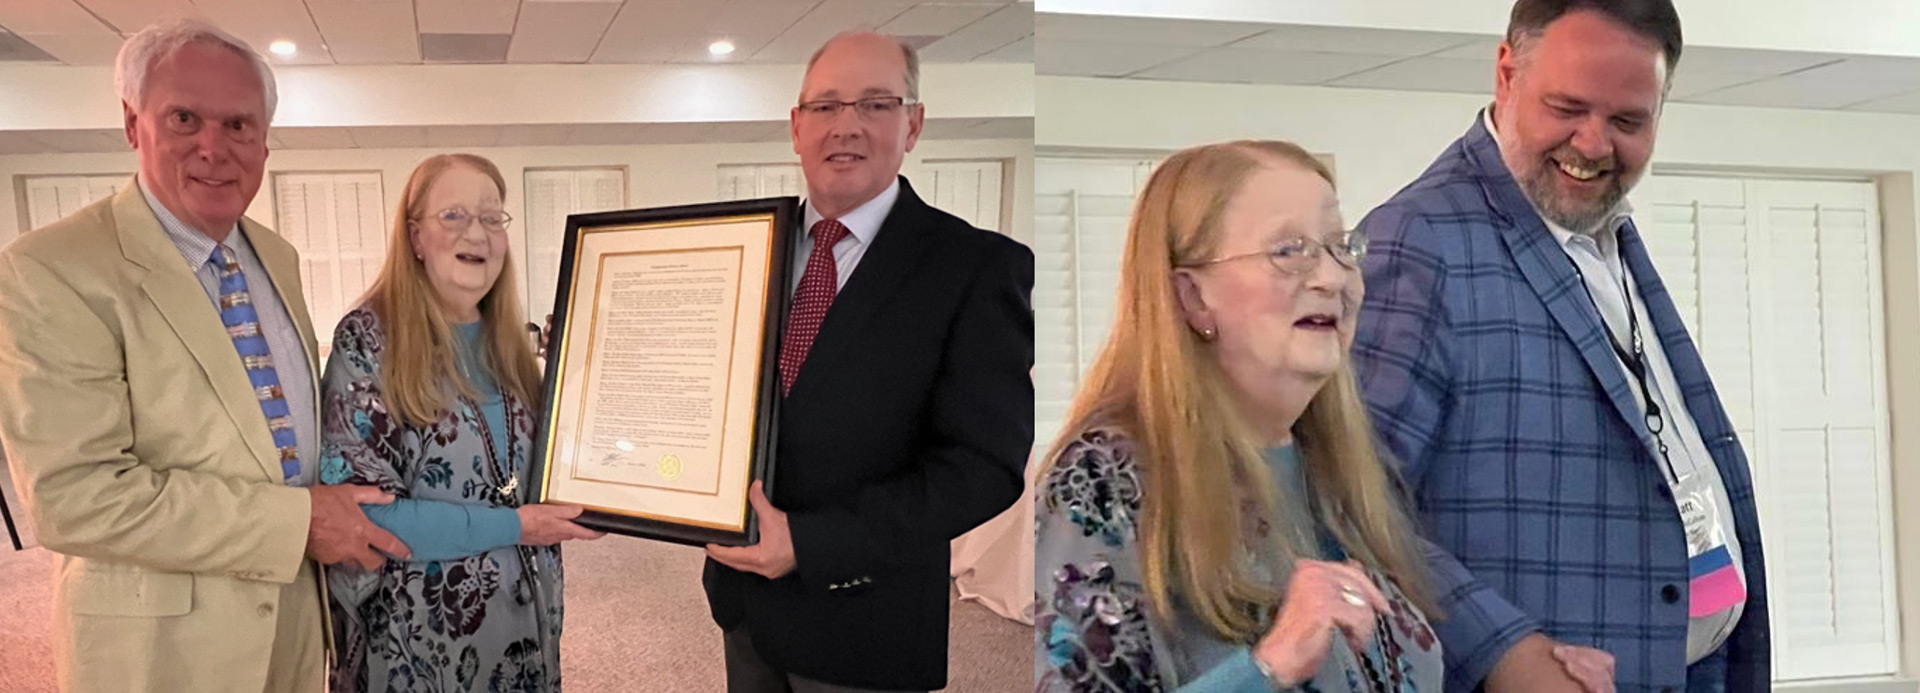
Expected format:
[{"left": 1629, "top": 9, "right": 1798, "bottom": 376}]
[{"left": 530, "top": 197, "right": 799, "bottom": 547}]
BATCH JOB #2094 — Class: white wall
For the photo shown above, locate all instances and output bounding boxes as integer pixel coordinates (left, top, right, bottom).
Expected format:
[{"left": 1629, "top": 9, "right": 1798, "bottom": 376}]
[
  {"left": 1038, "top": 0, "right": 1920, "bottom": 58},
  {"left": 1038, "top": 73, "right": 1920, "bottom": 687},
  {"left": 0, "top": 135, "right": 1034, "bottom": 318}
]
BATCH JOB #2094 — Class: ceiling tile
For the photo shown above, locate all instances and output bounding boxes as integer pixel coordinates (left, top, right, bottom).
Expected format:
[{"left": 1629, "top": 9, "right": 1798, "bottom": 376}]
[
  {"left": 20, "top": 32, "right": 122, "bottom": 64},
  {"left": 1427, "top": 39, "right": 1501, "bottom": 60},
  {"left": 192, "top": 0, "right": 332, "bottom": 64},
  {"left": 1136, "top": 48, "right": 1400, "bottom": 85},
  {"left": 593, "top": 0, "right": 810, "bottom": 65},
  {"left": 422, "top": 33, "right": 510, "bottom": 63},
  {"left": 920, "top": 2, "right": 1031, "bottom": 62},
  {"left": 73, "top": 0, "right": 205, "bottom": 34},
  {"left": 1668, "top": 70, "right": 1771, "bottom": 100},
  {"left": 309, "top": 1, "right": 418, "bottom": 64},
  {"left": 271, "top": 126, "right": 356, "bottom": 149},
  {"left": 0, "top": 0, "right": 117, "bottom": 35},
  {"left": 1675, "top": 46, "right": 1842, "bottom": 76},
  {"left": 1841, "top": 88, "right": 1920, "bottom": 115},
  {"left": 1037, "top": 38, "right": 1198, "bottom": 77},
  {"left": 1686, "top": 57, "right": 1920, "bottom": 109},
  {"left": 1328, "top": 56, "right": 1493, "bottom": 94},
  {"left": 348, "top": 126, "right": 428, "bottom": 148},
  {"left": 878, "top": 3, "right": 999, "bottom": 37},
  {"left": 1233, "top": 25, "right": 1485, "bottom": 57},
  {"left": 506, "top": 0, "right": 618, "bottom": 64},
  {"left": 750, "top": 0, "right": 919, "bottom": 64},
  {"left": 0, "top": 32, "right": 60, "bottom": 62},
  {"left": 1036, "top": 13, "right": 1264, "bottom": 48},
  {"left": 973, "top": 35, "right": 1030, "bottom": 63},
  {"left": 417, "top": 0, "right": 519, "bottom": 35}
]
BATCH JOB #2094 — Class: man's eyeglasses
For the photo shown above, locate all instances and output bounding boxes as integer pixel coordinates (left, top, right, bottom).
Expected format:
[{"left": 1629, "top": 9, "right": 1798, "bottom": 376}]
[
  {"left": 796, "top": 96, "right": 919, "bottom": 120},
  {"left": 418, "top": 207, "right": 512, "bottom": 232},
  {"left": 1183, "top": 231, "right": 1368, "bottom": 275}
]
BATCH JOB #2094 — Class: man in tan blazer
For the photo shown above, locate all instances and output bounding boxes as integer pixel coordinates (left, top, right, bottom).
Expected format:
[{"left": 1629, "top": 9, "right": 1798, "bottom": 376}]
[{"left": 0, "top": 19, "right": 408, "bottom": 692}]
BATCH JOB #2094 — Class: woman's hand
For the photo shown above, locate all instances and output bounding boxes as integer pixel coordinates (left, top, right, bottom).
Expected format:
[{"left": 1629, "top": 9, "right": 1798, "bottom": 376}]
[
  {"left": 1551, "top": 642, "right": 1617, "bottom": 693},
  {"left": 517, "top": 503, "right": 607, "bottom": 545},
  {"left": 1252, "top": 559, "right": 1392, "bottom": 686}
]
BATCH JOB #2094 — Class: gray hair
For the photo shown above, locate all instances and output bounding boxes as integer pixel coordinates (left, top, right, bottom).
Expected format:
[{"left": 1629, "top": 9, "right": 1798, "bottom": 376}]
[
  {"left": 803, "top": 31, "right": 920, "bottom": 102},
  {"left": 115, "top": 18, "right": 279, "bottom": 123}
]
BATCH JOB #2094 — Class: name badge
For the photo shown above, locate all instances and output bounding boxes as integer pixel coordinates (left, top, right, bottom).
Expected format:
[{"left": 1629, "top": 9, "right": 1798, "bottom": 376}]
[{"left": 1678, "top": 482, "right": 1744, "bottom": 618}]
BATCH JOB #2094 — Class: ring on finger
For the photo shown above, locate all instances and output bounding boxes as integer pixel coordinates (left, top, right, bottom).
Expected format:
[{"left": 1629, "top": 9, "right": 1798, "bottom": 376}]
[{"left": 1338, "top": 583, "right": 1366, "bottom": 607}]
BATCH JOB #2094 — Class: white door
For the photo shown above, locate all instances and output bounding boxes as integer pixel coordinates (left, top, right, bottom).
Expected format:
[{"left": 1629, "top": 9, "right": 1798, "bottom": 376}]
[
  {"left": 1032, "top": 155, "right": 1157, "bottom": 454},
  {"left": 1629, "top": 173, "right": 1896, "bottom": 681}
]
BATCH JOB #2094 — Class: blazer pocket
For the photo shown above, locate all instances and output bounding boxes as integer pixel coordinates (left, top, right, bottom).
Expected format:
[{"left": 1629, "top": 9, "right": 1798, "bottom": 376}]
[{"left": 64, "top": 566, "right": 192, "bottom": 617}]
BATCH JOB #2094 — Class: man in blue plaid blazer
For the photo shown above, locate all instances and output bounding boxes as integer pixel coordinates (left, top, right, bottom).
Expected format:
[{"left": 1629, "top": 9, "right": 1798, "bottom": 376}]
[{"left": 1351, "top": 1, "right": 1769, "bottom": 692}]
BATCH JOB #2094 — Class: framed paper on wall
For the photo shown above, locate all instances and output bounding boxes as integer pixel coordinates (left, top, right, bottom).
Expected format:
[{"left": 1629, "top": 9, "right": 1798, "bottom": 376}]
[{"left": 530, "top": 197, "right": 799, "bottom": 547}]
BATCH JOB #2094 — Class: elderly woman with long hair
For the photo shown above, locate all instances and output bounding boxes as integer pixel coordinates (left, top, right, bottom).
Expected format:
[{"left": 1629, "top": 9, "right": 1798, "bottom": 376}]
[
  {"left": 1034, "top": 141, "right": 1443, "bottom": 692},
  {"left": 319, "top": 154, "right": 603, "bottom": 692}
]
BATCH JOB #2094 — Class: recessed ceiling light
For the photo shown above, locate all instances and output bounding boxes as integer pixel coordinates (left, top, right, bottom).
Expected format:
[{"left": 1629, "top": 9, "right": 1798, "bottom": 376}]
[
  {"left": 708, "top": 40, "right": 735, "bottom": 56},
  {"left": 269, "top": 40, "right": 296, "bottom": 57}
]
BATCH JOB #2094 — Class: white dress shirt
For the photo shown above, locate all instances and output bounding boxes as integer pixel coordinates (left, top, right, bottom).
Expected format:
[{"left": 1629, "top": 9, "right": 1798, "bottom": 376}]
[
  {"left": 140, "top": 176, "right": 318, "bottom": 487},
  {"left": 1486, "top": 109, "right": 1745, "bottom": 663},
  {"left": 793, "top": 178, "right": 901, "bottom": 295}
]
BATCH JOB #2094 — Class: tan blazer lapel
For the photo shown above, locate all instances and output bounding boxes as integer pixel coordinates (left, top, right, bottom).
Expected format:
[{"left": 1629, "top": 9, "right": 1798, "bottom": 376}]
[{"left": 111, "top": 183, "right": 282, "bottom": 483}]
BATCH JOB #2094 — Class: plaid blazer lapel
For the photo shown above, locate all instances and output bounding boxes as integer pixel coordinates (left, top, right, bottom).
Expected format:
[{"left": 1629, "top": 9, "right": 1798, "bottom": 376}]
[{"left": 1463, "top": 119, "right": 1660, "bottom": 454}]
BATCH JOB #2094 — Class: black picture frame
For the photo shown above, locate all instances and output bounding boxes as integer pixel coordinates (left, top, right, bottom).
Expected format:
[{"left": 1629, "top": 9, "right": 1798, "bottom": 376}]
[{"left": 529, "top": 196, "right": 799, "bottom": 547}]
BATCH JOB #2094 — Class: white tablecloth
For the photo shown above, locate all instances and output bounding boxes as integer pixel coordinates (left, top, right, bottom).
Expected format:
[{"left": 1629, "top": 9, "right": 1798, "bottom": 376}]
[{"left": 949, "top": 451, "right": 1036, "bottom": 625}]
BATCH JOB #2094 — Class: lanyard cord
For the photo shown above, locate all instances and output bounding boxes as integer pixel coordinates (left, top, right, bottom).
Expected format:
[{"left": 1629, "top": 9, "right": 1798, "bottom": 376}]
[{"left": 1567, "top": 255, "right": 1681, "bottom": 484}]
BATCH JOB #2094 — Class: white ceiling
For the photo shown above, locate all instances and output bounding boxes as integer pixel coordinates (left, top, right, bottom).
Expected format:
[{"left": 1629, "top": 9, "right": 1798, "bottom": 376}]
[
  {"left": 1037, "top": 12, "right": 1920, "bottom": 116},
  {"left": 0, "top": 116, "right": 1034, "bottom": 154},
  {"left": 0, "top": 0, "right": 1034, "bottom": 66}
]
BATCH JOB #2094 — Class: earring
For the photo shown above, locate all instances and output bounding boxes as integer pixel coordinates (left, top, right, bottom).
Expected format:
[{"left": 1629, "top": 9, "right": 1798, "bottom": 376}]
[{"left": 1198, "top": 326, "right": 1216, "bottom": 341}]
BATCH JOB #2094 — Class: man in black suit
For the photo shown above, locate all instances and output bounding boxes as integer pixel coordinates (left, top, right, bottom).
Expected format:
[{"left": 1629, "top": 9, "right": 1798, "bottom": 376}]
[{"left": 701, "top": 31, "right": 1034, "bottom": 693}]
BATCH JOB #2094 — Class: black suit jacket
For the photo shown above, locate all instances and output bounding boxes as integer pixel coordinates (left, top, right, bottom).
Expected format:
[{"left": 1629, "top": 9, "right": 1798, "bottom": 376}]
[{"left": 702, "top": 177, "right": 1033, "bottom": 690}]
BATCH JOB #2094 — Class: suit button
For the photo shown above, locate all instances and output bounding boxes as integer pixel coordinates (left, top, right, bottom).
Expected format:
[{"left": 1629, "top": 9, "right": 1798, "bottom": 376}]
[
  {"left": 258, "top": 603, "right": 275, "bottom": 617},
  {"left": 1661, "top": 584, "right": 1680, "bottom": 603}
]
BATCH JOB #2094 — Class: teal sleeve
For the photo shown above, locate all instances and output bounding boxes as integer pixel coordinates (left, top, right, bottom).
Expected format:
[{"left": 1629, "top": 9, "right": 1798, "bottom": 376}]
[
  {"left": 360, "top": 500, "right": 521, "bottom": 562},
  {"left": 1176, "top": 648, "right": 1299, "bottom": 692}
]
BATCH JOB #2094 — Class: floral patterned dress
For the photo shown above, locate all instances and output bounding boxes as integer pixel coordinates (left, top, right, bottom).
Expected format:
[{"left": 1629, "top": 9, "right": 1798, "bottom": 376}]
[
  {"left": 1035, "top": 427, "right": 1443, "bottom": 692},
  {"left": 320, "top": 307, "right": 565, "bottom": 693}
]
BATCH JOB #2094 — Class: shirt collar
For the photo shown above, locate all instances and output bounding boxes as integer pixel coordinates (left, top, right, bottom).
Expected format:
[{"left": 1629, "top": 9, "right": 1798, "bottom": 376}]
[
  {"left": 1481, "top": 105, "right": 1634, "bottom": 252},
  {"left": 139, "top": 173, "right": 249, "bottom": 268},
  {"left": 802, "top": 177, "right": 900, "bottom": 247}
]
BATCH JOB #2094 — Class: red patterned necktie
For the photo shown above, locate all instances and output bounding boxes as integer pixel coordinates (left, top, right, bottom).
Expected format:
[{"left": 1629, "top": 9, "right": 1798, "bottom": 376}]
[{"left": 778, "top": 219, "right": 850, "bottom": 394}]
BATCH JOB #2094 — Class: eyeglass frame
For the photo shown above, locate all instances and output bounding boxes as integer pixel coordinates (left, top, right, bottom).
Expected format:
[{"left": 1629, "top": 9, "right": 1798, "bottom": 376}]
[
  {"left": 1180, "top": 230, "right": 1368, "bottom": 275},
  {"left": 794, "top": 95, "right": 921, "bottom": 120},
  {"left": 413, "top": 206, "right": 514, "bottom": 232}
]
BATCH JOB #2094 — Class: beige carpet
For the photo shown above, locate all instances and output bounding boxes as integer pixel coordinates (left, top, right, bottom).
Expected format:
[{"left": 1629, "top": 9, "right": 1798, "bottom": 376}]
[{"left": 0, "top": 538, "right": 1029, "bottom": 692}]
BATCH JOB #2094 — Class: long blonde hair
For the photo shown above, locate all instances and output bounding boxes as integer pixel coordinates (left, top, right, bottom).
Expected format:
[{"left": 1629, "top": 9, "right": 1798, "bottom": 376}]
[
  {"left": 363, "top": 153, "right": 543, "bottom": 427},
  {"left": 1045, "top": 140, "right": 1436, "bottom": 642}
]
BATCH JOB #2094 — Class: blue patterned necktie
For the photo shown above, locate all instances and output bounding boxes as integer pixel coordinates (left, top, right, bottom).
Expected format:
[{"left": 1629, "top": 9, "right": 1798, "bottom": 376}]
[{"left": 211, "top": 244, "right": 300, "bottom": 481}]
